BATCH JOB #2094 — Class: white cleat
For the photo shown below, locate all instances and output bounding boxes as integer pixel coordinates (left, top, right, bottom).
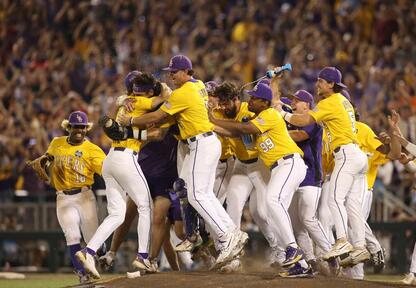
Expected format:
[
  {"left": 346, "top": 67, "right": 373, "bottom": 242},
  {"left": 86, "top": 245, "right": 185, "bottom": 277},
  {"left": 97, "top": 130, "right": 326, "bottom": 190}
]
[
  {"left": 132, "top": 256, "right": 157, "bottom": 273},
  {"left": 323, "top": 240, "right": 353, "bottom": 260},
  {"left": 212, "top": 230, "right": 248, "bottom": 270},
  {"left": 175, "top": 234, "right": 203, "bottom": 252},
  {"left": 75, "top": 250, "right": 100, "bottom": 279},
  {"left": 401, "top": 273, "right": 416, "bottom": 285},
  {"left": 339, "top": 247, "right": 370, "bottom": 267}
]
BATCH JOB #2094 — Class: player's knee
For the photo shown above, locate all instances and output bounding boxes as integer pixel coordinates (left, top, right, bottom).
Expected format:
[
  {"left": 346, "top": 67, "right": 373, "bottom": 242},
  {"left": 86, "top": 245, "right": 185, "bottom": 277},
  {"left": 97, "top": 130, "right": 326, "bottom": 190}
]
[
  {"left": 302, "top": 216, "right": 317, "bottom": 230},
  {"left": 153, "top": 210, "right": 166, "bottom": 226},
  {"left": 64, "top": 228, "right": 82, "bottom": 246}
]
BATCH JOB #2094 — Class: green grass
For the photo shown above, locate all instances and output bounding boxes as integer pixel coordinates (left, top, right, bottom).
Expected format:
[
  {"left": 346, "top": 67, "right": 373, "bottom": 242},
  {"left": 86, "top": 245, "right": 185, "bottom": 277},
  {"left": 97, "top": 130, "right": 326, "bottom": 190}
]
[{"left": 0, "top": 273, "right": 122, "bottom": 288}]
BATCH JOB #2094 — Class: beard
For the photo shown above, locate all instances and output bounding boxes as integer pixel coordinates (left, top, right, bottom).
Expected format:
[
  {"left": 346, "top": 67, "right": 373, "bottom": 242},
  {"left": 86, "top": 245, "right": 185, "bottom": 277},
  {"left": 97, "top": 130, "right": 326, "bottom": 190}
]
[{"left": 224, "top": 107, "right": 237, "bottom": 118}]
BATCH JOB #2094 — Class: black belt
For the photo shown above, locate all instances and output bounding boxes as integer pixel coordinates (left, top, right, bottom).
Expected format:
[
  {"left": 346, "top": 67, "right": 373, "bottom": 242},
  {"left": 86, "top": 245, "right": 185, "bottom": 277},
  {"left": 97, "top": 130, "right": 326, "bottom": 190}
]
[
  {"left": 187, "top": 131, "right": 213, "bottom": 143},
  {"left": 334, "top": 146, "right": 341, "bottom": 153},
  {"left": 62, "top": 186, "right": 91, "bottom": 196},
  {"left": 114, "top": 147, "right": 138, "bottom": 155},
  {"left": 220, "top": 158, "right": 228, "bottom": 163},
  {"left": 270, "top": 154, "right": 294, "bottom": 170},
  {"left": 240, "top": 158, "right": 258, "bottom": 164}
]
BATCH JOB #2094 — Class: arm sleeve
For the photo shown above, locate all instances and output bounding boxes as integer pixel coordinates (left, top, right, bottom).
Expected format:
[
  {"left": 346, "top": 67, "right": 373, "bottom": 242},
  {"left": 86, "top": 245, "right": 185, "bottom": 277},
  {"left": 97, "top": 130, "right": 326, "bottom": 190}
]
[
  {"left": 89, "top": 145, "right": 106, "bottom": 175},
  {"left": 46, "top": 138, "right": 57, "bottom": 155},
  {"left": 160, "top": 90, "right": 187, "bottom": 115},
  {"left": 250, "top": 109, "right": 276, "bottom": 134},
  {"left": 308, "top": 100, "right": 334, "bottom": 123},
  {"left": 365, "top": 125, "right": 383, "bottom": 152}
]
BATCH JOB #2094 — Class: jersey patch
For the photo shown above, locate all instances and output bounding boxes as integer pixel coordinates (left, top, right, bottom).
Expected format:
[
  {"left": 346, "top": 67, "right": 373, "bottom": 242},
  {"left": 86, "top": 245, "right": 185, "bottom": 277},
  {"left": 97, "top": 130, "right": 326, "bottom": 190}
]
[
  {"left": 75, "top": 150, "right": 83, "bottom": 158},
  {"left": 257, "top": 117, "right": 265, "bottom": 125}
]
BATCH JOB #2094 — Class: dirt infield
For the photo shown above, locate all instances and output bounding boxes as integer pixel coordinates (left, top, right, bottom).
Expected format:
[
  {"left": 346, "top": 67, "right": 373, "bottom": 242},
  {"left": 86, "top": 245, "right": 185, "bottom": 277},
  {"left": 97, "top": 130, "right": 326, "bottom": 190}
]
[{"left": 72, "top": 271, "right": 409, "bottom": 288}]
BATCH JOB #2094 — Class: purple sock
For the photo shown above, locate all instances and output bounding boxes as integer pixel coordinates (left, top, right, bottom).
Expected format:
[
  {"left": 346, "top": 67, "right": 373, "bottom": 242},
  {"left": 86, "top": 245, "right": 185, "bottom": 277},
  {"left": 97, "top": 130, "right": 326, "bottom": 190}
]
[
  {"left": 86, "top": 247, "right": 96, "bottom": 256},
  {"left": 138, "top": 252, "right": 148, "bottom": 259},
  {"left": 69, "top": 244, "right": 85, "bottom": 273}
]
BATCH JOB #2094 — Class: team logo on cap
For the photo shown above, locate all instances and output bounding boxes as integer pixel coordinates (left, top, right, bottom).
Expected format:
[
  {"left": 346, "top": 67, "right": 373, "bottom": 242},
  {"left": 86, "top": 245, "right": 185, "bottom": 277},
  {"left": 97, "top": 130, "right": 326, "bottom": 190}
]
[
  {"left": 253, "top": 84, "right": 258, "bottom": 91},
  {"left": 75, "top": 150, "right": 83, "bottom": 158},
  {"left": 76, "top": 115, "right": 83, "bottom": 123}
]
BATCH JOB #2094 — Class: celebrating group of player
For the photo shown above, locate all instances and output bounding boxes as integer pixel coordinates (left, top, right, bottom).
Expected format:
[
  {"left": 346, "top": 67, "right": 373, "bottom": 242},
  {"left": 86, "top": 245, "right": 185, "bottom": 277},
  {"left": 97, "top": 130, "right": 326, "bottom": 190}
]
[{"left": 28, "top": 54, "right": 416, "bottom": 284}]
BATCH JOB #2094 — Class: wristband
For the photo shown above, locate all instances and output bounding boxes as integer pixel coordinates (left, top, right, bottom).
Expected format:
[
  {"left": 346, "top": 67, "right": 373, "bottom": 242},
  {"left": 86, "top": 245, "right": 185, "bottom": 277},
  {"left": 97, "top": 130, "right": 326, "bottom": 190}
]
[
  {"left": 140, "top": 130, "right": 147, "bottom": 141},
  {"left": 132, "top": 128, "right": 140, "bottom": 140},
  {"left": 280, "top": 110, "right": 293, "bottom": 122}
]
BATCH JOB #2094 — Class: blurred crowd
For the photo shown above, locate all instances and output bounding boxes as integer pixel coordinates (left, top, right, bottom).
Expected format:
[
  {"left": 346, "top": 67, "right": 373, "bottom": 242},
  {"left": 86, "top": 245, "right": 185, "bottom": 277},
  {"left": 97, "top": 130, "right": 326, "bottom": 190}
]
[{"left": 1, "top": 0, "right": 416, "bottom": 207}]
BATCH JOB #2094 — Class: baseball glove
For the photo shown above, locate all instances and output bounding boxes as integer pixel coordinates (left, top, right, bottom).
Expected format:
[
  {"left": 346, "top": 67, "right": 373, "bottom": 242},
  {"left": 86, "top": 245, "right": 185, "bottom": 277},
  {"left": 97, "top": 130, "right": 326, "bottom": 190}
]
[
  {"left": 27, "top": 154, "right": 53, "bottom": 182},
  {"left": 99, "top": 115, "right": 145, "bottom": 141}
]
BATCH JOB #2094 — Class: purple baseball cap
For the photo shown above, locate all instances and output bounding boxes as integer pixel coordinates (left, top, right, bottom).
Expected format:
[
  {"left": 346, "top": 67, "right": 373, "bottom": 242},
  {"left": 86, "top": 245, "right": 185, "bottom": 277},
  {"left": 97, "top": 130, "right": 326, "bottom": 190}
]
[
  {"left": 125, "top": 70, "right": 141, "bottom": 93},
  {"left": 246, "top": 83, "right": 272, "bottom": 102},
  {"left": 205, "top": 81, "right": 219, "bottom": 96},
  {"left": 280, "top": 97, "right": 292, "bottom": 106},
  {"left": 340, "top": 89, "right": 351, "bottom": 101},
  {"left": 318, "top": 67, "right": 347, "bottom": 88},
  {"left": 290, "top": 90, "right": 315, "bottom": 107},
  {"left": 257, "top": 78, "right": 271, "bottom": 86},
  {"left": 68, "top": 111, "right": 88, "bottom": 126},
  {"left": 162, "top": 55, "right": 192, "bottom": 72}
]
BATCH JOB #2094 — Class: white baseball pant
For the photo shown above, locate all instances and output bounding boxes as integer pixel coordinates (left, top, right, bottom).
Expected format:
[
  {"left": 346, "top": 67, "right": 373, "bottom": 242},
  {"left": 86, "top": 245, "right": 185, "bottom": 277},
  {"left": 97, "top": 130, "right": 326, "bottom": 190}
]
[
  {"left": 349, "top": 187, "right": 383, "bottom": 279},
  {"left": 329, "top": 143, "right": 367, "bottom": 247},
  {"left": 316, "top": 177, "right": 335, "bottom": 257},
  {"left": 184, "top": 134, "right": 235, "bottom": 240},
  {"left": 267, "top": 153, "right": 307, "bottom": 248},
  {"left": 214, "top": 157, "right": 235, "bottom": 205},
  {"left": 289, "top": 186, "right": 332, "bottom": 260},
  {"left": 56, "top": 189, "right": 99, "bottom": 245},
  {"left": 87, "top": 148, "right": 153, "bottom": 255},
  {"left": 226, "top": 159, "right": 276, "bottom": 247}
]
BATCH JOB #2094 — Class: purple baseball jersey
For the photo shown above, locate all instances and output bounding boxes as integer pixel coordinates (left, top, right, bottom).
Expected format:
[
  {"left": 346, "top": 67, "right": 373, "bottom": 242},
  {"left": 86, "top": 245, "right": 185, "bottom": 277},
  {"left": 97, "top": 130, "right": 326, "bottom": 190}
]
[
  {"left": 286, "top": 120, "right": 323, "bottom": 187},
  {"left": 138, "top": 126, "right": 178, "bottom": 198}
]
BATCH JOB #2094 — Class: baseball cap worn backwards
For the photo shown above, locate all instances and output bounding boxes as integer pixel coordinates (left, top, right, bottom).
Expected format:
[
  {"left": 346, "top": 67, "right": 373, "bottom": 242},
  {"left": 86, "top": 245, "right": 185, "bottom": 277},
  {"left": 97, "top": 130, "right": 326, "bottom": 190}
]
[
  {"left": 163, "top": 55, "right": 192, "bottom": 72},
  {"left": 246, "top": 83, "right": 272, "bottom": 101},
  {"left": 68, "top": 111, "right": 89, "bottom": 125},
  {"left": 318, "top": 67, "right": 347, "bottom": 88}
]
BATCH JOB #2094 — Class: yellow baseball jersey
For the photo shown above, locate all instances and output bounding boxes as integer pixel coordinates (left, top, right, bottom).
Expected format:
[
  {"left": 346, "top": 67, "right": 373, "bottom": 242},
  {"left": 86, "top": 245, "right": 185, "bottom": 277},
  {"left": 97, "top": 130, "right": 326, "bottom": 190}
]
[
  {"left": 112, "top": 96, "right": 154, "bottom": 152},
  {"left": 228, "top": 102, "right": 258, "bottom": 161},
  {"left": 251, "top": 107, "right": 303, "bottom": 168},
  {"left": 322, "top": 129, "right": 334, "bottom": 176},
  {"left": 47, "top": 136, "right": 106, "bottom": 191},
  {"left": 309, "top": 93, "right": 357, "bottom": 154},
  {"left": 356, "top": 121, "right": 388, "bottom": 189},
  {"left": 160, "top": 79, "right": 213, "bottom": 140}
]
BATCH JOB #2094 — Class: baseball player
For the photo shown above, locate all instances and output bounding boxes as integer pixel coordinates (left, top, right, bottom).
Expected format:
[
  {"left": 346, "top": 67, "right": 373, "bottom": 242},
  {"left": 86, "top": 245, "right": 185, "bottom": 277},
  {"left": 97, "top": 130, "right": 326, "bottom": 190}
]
[
  {"left": 118, "top": 55, "right": 248, "bottom": 269},
  {"left": 99, "top": 72, "right": 185, "bottom": 271},
  {"left": 174, "top": 80, "right": 236, "bottom": 254},
  {"left": 338, "top": 91, "right": 401, "bottom": 277},
  {"left": 206, "top": 81, "right": 235, "bottom": 205},
  {"left": 280, "top": 90, "right": 334, "bottom": 270},
  {"left": 278, "top": 67, "right": 369, "bottom": 265},
  {"left": 211, "top": 83, "right": 311, "bottom": 276},
  {"left": 76, "top": 72, "right": 170, "bottom": 279},
  {"left": 213, "top": 81, "right": 279, "bottom": 272},
  {"left": 27, "top": 111, "right": 106, "bottom": 284}
]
